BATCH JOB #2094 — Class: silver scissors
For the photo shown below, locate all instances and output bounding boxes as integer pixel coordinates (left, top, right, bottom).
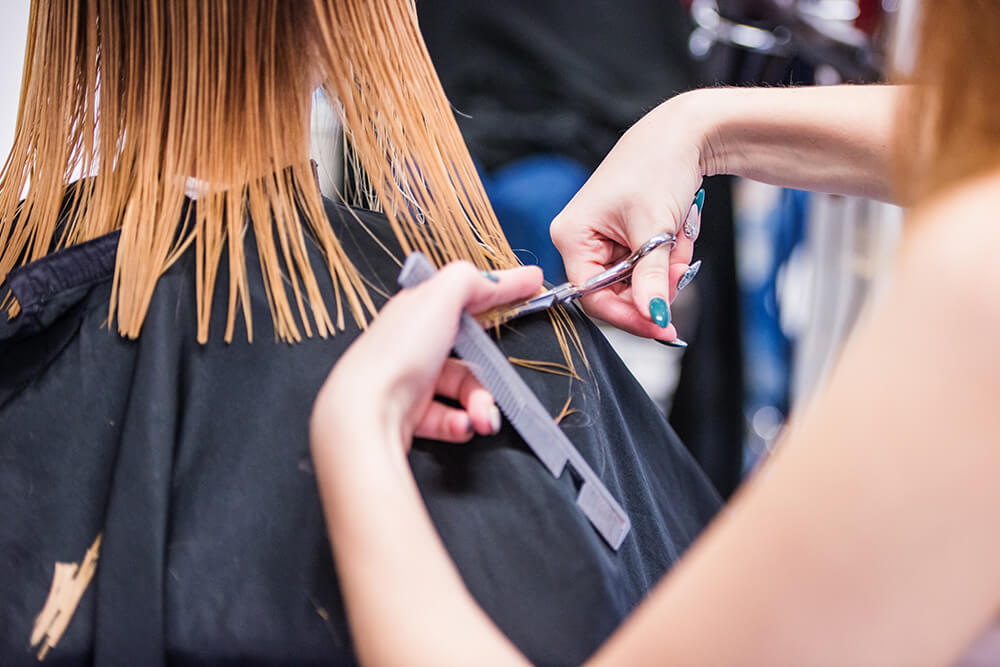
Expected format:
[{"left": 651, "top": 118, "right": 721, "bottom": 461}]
[{"left": 488, "top": 232, "right": 677, "bottom": 327}]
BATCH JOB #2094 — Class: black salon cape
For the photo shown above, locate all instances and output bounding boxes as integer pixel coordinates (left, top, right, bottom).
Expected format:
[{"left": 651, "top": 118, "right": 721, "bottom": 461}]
[{"left": 0, "top": 201, "right": 720, "bottom": 666}]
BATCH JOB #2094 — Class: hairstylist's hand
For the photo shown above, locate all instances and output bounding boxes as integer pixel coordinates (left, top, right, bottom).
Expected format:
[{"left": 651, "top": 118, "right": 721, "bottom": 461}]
[
  {"left": 551, "top": 99, "right": 705, "bottom": 341},
  {"left": 311, "top": 262, "right": 543, "bottom": 459}
]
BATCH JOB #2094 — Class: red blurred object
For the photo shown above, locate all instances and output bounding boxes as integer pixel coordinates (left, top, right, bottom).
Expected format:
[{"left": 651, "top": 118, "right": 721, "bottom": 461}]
[{"left": 855, "top": 0, "right": 883, "bottom": 35}]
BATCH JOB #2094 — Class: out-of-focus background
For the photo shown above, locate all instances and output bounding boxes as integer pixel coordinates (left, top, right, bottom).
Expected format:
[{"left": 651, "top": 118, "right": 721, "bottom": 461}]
[
  {"left": 416, "top": 0, "right": 906, "bottom": 500},
  {"left": 0, "top": 0, "right": 908, "bottom": 501},
  {"left": 0, "top": 3, "right": 30, "bottom": 161}
]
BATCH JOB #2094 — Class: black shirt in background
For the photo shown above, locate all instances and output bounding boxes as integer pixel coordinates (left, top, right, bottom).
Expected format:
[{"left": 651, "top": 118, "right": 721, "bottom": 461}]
[
  {"left": 419, "top": 0, "right": 695, "bottom": 171},
  {"left": 0, "top": 201, "right": 719, "bottom": 665}
]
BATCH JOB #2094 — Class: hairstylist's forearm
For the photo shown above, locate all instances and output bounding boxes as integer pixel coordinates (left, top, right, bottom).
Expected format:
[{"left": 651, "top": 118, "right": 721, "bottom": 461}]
[
  {"left": 673, "top": 85, "right": 901, "bottom": 201},
  {"left": 312, "top": 424, "right": 529, "bottom": 667}
]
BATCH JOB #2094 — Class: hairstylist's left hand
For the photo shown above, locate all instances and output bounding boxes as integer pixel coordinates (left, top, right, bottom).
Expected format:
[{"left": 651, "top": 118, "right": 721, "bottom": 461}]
[{"left": 311, "top": 262, "right": 543, "bottom": 458}]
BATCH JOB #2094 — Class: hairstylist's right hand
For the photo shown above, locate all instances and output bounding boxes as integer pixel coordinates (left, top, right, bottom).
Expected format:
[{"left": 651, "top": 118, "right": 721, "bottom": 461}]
[{"left": 550, "top": 100, "right": 704, "bottom": 341}]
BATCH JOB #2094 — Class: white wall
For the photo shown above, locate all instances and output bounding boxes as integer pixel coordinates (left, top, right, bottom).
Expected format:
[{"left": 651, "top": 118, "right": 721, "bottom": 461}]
[
  {"left": 0, "top": 1, "right": 30, "bottom": 161},
  {"left": 0, "top": 4, "right": 344, "bottom": 198}
]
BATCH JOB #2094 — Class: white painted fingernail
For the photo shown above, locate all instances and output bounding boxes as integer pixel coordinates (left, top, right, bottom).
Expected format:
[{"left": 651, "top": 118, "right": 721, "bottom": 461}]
[
  {"left": 683, "top": 203, "right": 700, "bottom": 239},
  {"left": 489, "top": 405, "right": 502, "bottom": 434}
]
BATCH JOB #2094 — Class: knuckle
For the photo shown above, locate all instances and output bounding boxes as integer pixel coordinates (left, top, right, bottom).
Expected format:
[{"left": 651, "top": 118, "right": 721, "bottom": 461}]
[
  {"left": 636, "top": 268, "right": 670, "bottom": 295},
  {"left": 549, "top": 216, "right": 571, "bottom": 245},
  {"left": 625, "top": 200, "right": 676, "bottom": 240},
  {"left": 440, "top": 261, "right": 478, "bottom": 283},
  {"left": 456, "top": 368, "right": 478, "bottom": 397},
  {"left": 638, "top": 258, "right": 670, "bottom": 280}
]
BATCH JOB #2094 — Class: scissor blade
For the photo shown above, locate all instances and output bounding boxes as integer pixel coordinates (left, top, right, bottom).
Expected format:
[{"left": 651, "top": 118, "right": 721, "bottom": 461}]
[
  {"left": 482, "top": 281, "right": 581, "bottom": 328},
  {"left": 485, "top": 292, "right": 560, "bottom": 328}
]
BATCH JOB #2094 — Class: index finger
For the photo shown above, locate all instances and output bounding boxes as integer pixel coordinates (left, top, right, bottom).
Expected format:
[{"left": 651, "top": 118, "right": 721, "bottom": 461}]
[{"left": 407, "top": 263, "right": 545, "bottom": 321}]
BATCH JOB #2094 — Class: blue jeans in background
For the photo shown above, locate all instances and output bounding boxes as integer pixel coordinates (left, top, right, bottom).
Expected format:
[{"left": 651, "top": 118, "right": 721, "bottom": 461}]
[{"left": 479, "top": 155, "right": 590, "bottom": 285}]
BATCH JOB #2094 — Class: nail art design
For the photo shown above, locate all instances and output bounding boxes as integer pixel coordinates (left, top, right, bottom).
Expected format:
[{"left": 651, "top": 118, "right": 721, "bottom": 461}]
[
  {"left": 481, "top": 271, "right": 500, "bottom": 283},
  {"left": 489, "top": 405, "right": 502, "bottom": 434},
  {"left": 677, "top": 260, "right": 702, "bottom": 292},
  {"left": 649, "top": 297, "right": 670, "bottom": 328},
  {"left": 695, "top": 188, "right": 705, "bottom": 213},
  {"left": 656, "top": 338, "right": 688, "bottom": 348},
  {"left": 683, "top": 202, "right": 700, "bottom": 239}
]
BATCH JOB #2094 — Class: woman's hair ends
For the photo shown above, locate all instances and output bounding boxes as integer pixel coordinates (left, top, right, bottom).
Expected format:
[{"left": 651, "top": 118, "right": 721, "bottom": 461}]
[{"left": 0, "top": 0, "right": 521, "bottom": 343}]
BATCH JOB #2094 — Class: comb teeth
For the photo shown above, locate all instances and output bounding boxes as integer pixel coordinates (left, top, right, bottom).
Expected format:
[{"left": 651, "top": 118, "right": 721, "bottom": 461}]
[
  {"left": 398, "top": 252, "right": 631, "bottom": 551},
  {"left": 454, "top": 317, "right": 568, "bottom": 477},
  {"left": 398, "top": 253, "right": 435, "bottom": 287}
]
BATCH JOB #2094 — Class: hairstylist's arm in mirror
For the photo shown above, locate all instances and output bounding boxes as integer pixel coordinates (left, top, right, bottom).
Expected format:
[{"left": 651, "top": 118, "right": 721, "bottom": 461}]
[{"left": 551, "top": 84, "right": 903, "bottom": 339}]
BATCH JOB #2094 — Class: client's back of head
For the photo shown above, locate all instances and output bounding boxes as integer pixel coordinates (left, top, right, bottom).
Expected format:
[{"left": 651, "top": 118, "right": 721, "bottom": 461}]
[{"left": 0, "top": 0, "right": 518, "bottom": 343}]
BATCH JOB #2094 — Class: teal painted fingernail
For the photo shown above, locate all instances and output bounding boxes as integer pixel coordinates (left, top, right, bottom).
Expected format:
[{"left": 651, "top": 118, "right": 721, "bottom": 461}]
[
  {"left": 694, "top": 189, "right": 705, "bottom": 213},
  {"left": 656, "top": 338, "right": 688, "bottom": 348},
  {"left": 649, "top": 297, "right": 670, "bottom": 328},
  {"left": 677, "top": 260, "right": 702, "bottom": 292},
  {"left": 481, "top": 271, "right": 500, "bottom": 283}
]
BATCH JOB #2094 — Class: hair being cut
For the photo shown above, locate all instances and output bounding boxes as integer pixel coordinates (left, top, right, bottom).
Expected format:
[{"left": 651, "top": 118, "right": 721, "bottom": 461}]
[{"left": 0, "top": 0, "right": 580, "bottom": 359}]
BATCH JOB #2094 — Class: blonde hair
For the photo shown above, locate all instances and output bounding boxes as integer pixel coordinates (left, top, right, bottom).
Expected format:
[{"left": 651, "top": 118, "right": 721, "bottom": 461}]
[
  {"left": 0, "top": 0, "right": 571, "bottom": 349},
  {"left": 894, "top": 0, "right": 1000, "bottom": 204}
]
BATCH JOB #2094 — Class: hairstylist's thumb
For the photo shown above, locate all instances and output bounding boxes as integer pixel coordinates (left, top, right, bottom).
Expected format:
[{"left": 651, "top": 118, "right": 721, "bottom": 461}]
[{"left": 628, "top": 208, "right": 677, "bottom": 334}]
